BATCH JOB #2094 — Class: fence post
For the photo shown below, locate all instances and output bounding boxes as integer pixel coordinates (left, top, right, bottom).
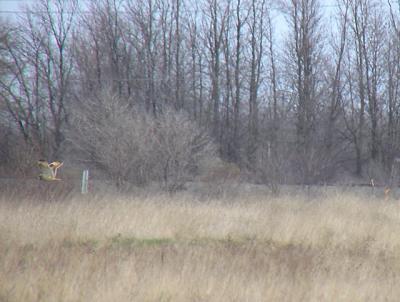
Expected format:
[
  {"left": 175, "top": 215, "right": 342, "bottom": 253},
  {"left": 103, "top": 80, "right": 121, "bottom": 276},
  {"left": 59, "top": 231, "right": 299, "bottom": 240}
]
[{"left": 81, "top": 169, "right": 89, "bottom": 194}]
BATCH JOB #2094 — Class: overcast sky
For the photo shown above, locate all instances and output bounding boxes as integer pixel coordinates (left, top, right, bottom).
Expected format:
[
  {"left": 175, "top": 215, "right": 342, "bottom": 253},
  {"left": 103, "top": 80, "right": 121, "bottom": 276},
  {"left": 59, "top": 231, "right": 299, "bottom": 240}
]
[
  {"left": 0, "top": 0, "right": 33, "bottom": 12},
  {"left": 1, "top": 0, "right": 378, "bottom": 44},
  {"left": 0, "top": 0, "right": 338, "bottom": 17}
]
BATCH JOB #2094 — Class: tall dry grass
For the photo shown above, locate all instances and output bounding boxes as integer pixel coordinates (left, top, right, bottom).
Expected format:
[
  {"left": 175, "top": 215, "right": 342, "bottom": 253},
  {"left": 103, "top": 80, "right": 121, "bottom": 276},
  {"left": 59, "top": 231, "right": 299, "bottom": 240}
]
[{"left": 1, "top": 189, "right": 400, "bottom": 301}]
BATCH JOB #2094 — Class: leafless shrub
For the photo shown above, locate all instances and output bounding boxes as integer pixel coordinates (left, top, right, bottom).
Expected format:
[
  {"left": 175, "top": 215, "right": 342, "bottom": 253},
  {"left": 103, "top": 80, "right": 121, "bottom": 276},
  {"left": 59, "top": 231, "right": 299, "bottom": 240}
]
[
  {"left": 0, "top": 131, "right": 40, "bottom": 178},
  {"left": 199, "top": 158, "right": 241, "bottom": 184},
  {"left": 68, "top": 90, "right": 214, "bottom": 190},
  {"left": 196, "top": 158, "right": 241, "bottom": 197},
  {"left": 255, "top": 158, "right": 283, "bottom": 195},
  {"left": 365, "top": 159, "right": 389, "bottom": 186},
  {"left": 153, "top": 109, "right": 216, "bottom": 192}
]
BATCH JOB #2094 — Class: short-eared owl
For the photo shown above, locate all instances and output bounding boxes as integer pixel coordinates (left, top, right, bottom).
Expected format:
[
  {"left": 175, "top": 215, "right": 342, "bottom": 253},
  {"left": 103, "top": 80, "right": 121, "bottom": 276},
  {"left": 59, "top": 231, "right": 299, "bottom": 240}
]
[{"left": 38, "top": 160, "right": 63, "bottom": 181}]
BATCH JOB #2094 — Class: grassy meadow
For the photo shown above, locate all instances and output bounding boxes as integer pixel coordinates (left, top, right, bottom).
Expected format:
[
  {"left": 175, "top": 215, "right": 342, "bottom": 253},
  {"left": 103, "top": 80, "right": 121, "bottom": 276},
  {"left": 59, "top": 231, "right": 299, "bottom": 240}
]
[{"left": 1, "top": 187, "right": 400, "bottom": 301}]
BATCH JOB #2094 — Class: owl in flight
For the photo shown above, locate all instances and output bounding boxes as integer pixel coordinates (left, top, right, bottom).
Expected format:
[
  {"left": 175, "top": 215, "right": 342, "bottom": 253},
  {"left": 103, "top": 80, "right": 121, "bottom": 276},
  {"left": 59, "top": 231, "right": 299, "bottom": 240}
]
[{"left": 38, "top": 160, "right": 63, "bottom": 181}]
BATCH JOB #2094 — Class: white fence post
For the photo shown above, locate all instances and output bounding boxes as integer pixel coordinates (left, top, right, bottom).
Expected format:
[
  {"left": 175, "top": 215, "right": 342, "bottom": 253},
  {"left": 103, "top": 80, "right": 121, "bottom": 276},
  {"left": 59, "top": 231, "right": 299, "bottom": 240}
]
[{"left": 81, "top": 169, "right": 89, "bottom": 194}]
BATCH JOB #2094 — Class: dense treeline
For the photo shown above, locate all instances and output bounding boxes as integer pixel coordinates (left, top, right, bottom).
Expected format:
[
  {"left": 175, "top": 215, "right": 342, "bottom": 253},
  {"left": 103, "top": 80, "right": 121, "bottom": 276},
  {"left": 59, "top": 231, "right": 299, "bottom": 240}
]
[{"left": 1, "top": 0, "right": 400, "bottom": 187}]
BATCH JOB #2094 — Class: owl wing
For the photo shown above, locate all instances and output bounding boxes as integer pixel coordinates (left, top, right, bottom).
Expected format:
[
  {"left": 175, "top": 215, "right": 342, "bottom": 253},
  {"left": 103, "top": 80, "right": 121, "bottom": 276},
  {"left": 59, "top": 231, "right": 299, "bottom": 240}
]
[
  {"left": 49, "top": 161, "right": 63, "bottom": 168},
  {"left": 49, "top": 161, "right": 63, "bottom": 177}
]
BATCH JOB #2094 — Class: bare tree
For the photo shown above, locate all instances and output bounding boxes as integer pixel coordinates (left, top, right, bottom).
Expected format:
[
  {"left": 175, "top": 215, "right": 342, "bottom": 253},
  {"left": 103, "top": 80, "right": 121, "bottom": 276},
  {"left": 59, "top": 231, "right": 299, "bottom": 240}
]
[
  {"left": 283, "top": 0, "right": 323, "bottom": 184},
  {"left": 202, "top": 0, "right": 229, "bottom": 137},
  {"left": 174, "top": 0, "right": 183, "bottom": 110},
  {"left": 384, "top": 23, "right": 400, "bottom": 167},
  {"left": 187, "top": 4, "right": 203, "bottom": 121},
  {"left": 232, "top": 0, "right": 247, "bottom": 162},
  {"left": 318, "top": 0, "right": 350, "bottom": 179},
  {"left": 126, "top": 0, "right": 160, "bottom": 116},
  {"left": 342, "top": 0, "right": 387, "bottom": 176},
  {"left": 246, "top": 0, "right": 266, "bottom": 165},
  {"left": 40, "top": 0, "right": 78, "bottom": 156},
  {"left": 2, "top": 0, "right": 397, "bottom": 188},
  {"left": 366, "top": 5, "right": 386, "bottom": 161},
  {"left": 0, "top": 0, "right": 77, "bottom": 158}
]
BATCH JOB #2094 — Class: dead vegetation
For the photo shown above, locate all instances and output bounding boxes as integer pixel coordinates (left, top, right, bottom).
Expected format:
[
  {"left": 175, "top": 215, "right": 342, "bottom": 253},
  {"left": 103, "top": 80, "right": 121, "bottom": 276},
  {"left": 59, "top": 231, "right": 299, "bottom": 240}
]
[{"left": 1, "top": 189, "right": 400, "bottom": 301}]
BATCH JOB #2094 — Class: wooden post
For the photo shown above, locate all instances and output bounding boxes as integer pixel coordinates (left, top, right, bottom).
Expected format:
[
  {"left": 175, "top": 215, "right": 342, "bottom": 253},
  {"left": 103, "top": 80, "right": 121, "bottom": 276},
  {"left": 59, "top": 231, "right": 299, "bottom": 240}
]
[
  {"left": 370, "top": 178, "right": 375, "bottom": 195},
  {"left": 81, "top": 169, "right": 89, "bottom": 194}
]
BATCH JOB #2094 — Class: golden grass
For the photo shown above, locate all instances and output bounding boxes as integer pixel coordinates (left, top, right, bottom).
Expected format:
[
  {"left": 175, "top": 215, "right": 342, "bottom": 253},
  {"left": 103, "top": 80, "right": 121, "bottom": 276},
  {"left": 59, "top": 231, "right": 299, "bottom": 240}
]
[{"left": 1, "top": 190, "right": 400, "bottom": 301}]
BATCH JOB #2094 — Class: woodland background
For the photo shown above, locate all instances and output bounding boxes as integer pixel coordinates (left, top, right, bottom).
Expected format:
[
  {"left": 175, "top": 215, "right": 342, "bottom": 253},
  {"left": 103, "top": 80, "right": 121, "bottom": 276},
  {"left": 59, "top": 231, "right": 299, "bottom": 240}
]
[{"left": 1, "top": 0, "right": 400, "bottom": 190}]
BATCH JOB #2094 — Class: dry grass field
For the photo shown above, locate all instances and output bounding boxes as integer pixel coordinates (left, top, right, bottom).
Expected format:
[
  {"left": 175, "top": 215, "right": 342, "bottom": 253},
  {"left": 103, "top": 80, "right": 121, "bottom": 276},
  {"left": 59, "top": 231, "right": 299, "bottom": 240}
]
[{"left": 1, "top": 187, "right": 400, "bottom": 301}]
